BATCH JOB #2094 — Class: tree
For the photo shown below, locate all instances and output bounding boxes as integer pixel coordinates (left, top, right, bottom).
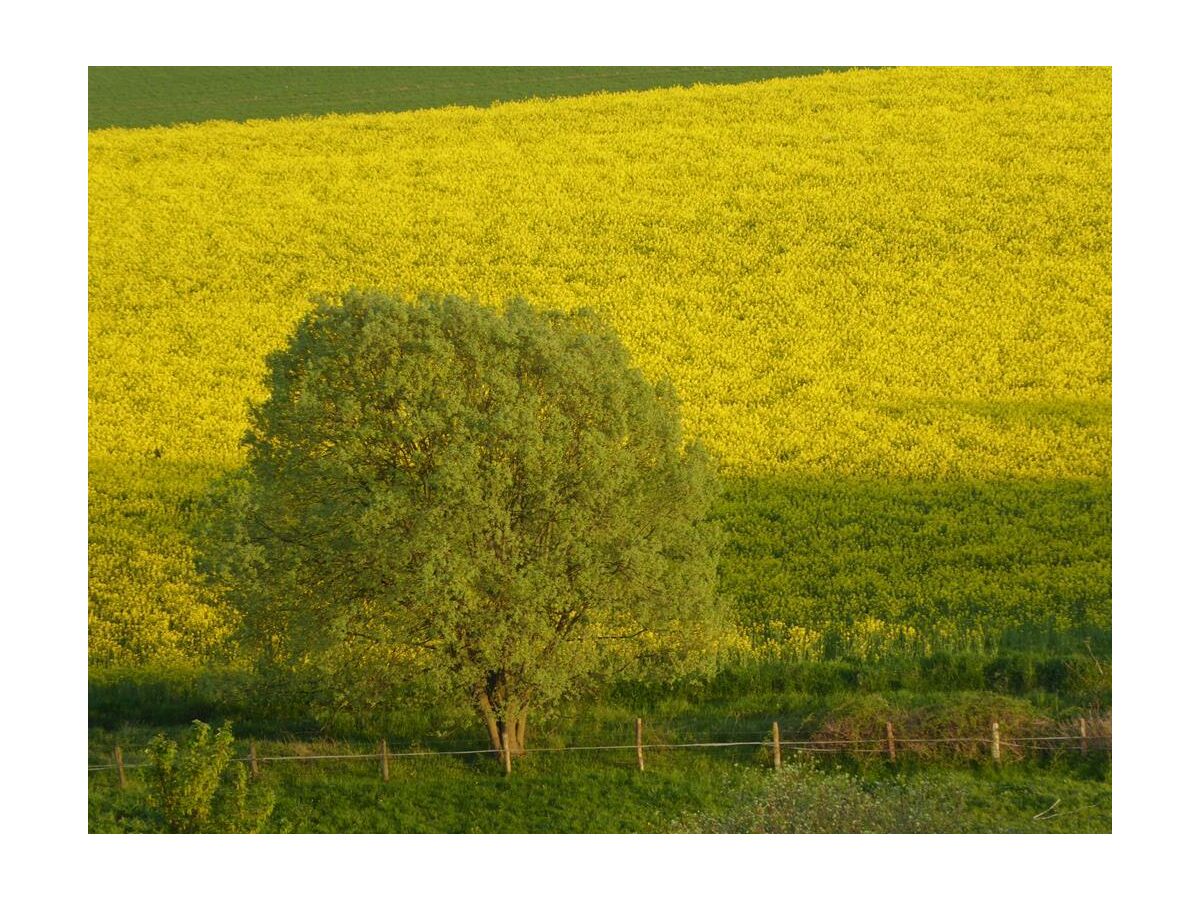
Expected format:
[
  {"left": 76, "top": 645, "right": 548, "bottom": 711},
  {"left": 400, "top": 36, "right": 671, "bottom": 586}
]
[{"left": 210, "top": 293, "right": 725, "bottom": 755}]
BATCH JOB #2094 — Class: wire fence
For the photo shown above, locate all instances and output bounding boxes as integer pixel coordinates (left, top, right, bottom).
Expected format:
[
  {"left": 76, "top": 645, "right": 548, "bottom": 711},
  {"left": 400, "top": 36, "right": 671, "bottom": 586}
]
[{"left": 88, "top": 718, "right": 1111, "bottom": 775}]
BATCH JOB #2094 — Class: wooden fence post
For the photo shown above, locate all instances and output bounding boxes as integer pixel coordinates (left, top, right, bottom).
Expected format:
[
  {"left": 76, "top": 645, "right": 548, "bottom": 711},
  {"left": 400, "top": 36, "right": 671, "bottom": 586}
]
[
  {"left": 114, "top": 746, "right": 127, "bottom": 789},
  {"left": 991, "top": 722, "right": 1001, "bottom": 762},
  {"left": 636, "top": 717, "right": 645, "bottom": 772},
  {"left": 249, "top": 741, "right": 260, "bottom": 778},
  {"left": 380, "top": 739, "right": 390, "bottom": 782},
  {"left": 772, "top": 722, "right": 782, "bottom": 770},
  {"left": 502, "top": 732, "right": 512, "bottom": 776},
  {"left": 886, "top": 722, "right": 897, "bottom": 763},
  {"left": 1079, "top": 718, "right": 1088, "bottom": 755}
]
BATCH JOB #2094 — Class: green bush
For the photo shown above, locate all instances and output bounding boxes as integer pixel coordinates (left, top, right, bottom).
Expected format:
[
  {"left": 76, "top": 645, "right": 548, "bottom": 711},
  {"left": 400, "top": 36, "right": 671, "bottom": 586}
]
[
  {"left": 675, "top": 757, "right": 966, "bottom": 833},
  {"left": 144, "top": 720, "right": 274, "bottom": 833}
]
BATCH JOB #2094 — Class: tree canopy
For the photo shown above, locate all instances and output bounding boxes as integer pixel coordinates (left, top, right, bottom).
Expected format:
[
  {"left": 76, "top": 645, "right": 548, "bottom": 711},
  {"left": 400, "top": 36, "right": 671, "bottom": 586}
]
[{"left": 209, "top": 293, "right": 725, "bottom": 752}]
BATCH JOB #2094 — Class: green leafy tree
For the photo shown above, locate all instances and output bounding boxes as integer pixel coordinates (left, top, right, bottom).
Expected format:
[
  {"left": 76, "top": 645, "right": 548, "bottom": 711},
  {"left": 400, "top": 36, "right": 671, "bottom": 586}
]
[
  {"left": 144, "top": 721, "right": 274, "bottom": 833},
  {"left": 210, "top": 293, "right": 724, "bottom": 754}
]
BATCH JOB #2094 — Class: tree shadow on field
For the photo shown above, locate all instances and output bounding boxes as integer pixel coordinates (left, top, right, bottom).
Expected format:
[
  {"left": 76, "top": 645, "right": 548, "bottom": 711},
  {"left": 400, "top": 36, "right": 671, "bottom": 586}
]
[{"left": 90, "top": 455, "right": 1110, "bottom": 739}]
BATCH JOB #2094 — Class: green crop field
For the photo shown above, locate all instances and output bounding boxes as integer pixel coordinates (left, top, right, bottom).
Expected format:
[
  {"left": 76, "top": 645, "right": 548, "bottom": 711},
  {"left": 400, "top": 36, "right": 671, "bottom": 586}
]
[
  {"left": 88, "top": 66, "right": 864, "bottom": 130},
  {"left": 87, "top": 66, "right": 1111, "bottom": 833}
]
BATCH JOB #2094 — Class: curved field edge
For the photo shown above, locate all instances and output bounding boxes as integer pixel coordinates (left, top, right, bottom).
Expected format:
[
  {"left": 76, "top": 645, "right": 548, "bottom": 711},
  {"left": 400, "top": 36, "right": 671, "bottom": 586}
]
[
  {"left": 88, "top": 66, "right": 872, "bottom": 131},
  {"left": 88, "top": 66, "right": 1111, "bottom": 667}
]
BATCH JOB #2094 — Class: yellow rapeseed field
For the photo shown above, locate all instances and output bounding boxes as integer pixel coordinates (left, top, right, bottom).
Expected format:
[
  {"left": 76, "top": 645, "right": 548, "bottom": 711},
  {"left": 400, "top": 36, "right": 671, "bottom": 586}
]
[{"left": 88, "top": 67, "right": 1111, "bottom": 665}]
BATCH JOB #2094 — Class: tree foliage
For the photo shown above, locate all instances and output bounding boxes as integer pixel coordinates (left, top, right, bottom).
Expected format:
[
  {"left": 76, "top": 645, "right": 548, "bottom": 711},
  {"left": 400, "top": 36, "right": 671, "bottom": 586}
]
[{"left": 210, "top": 293, "right": 725, "bottom": 750}]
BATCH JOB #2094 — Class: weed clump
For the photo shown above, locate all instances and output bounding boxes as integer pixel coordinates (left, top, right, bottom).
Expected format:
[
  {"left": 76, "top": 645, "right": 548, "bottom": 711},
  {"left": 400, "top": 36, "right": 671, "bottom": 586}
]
[{"left": 676, "top": 757, "right": 966, "bottom": 833}]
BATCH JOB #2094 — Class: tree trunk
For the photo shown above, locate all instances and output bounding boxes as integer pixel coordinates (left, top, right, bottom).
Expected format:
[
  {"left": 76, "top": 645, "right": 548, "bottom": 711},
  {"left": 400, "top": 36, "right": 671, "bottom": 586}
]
[
  {"left": 478, "top": 692, "right": 503, "bottom": 755},
  {"left": 515, "top": 709, "right": 528, "bottom": 754},
  {"left": 503, "top": 716, "right": 518, "bottom": 761},
  {"left": 477, "top": 682, "right": 528, "bottom": 763}
]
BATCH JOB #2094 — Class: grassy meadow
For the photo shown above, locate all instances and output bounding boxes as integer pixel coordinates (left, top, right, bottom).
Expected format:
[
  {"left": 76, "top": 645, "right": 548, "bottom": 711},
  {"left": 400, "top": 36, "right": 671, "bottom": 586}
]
[
  {"left": 87, "top": 66, "right": 1111, "bottom": 832},
  {"left": 90, "top": 674, "right": 1111, "bottom": 832},
  {"left": 90, "top": 738, "right": 1111, "bottom": 833}
]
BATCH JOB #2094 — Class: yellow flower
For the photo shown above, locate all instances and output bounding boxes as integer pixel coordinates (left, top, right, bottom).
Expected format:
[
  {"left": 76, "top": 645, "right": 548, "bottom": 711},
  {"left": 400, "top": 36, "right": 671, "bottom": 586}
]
[{"left": 88, "top": 67, "right": 1111, "bottom": 665}]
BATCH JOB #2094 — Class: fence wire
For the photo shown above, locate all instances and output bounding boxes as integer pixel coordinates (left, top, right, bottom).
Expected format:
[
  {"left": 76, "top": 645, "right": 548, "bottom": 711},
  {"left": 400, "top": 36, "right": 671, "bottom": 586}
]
[{"left": 87, "top": 730, "right": 1110, "bottom": 771}]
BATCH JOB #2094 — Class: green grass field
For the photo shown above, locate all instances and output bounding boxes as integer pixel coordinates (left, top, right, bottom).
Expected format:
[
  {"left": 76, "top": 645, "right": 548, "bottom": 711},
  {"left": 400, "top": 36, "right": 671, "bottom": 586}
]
[
  {"left": 88, "top": 66, "right": 865, "bottom": 130},
  {"left": 88, "top": 711, "right": 1111, "bottom": 833},
  {"left": 88, "top": 654, "right": 1111, "bottom": 832},
  {"left": 89, "top": 750, "right": 1111, "bottom": 834}
]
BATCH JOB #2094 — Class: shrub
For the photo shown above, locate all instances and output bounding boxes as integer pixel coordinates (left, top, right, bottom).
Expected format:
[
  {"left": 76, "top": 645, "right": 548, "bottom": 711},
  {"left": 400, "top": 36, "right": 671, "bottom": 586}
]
[
  {"left": 675, "top": 757, "right": 967, "bottom": 833},
  {"left": 144, "top": 720, "right": 274, "bottom": 833}
]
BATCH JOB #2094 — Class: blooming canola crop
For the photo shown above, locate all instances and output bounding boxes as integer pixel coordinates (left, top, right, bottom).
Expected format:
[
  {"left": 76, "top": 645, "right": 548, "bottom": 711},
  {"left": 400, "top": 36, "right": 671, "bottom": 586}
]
[{"left": 88, "top": 67, "right": 1111, "bottom": 664}]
